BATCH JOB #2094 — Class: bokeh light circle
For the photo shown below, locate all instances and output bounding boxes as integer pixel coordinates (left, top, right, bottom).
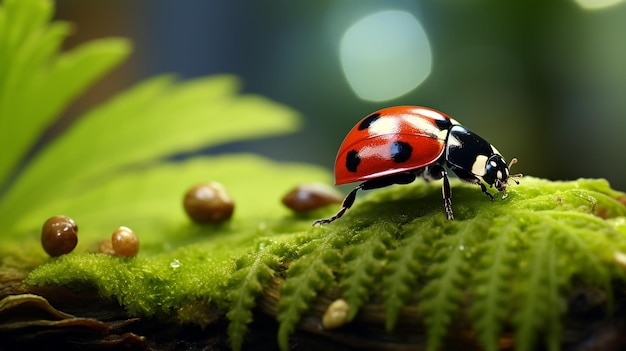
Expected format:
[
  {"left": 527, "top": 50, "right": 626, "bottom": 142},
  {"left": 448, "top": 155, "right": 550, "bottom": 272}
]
[{"left": 340, "top": 10, "right": 432, "bottom": 102}]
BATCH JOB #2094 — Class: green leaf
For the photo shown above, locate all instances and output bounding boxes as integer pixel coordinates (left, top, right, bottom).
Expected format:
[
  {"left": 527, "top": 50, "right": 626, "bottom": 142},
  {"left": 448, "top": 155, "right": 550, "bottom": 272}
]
[
  {"left": 0, "top": 75, "right": 302, "bottom": 233},
  {"left": 5, "top": 154, "right": 332, "bottom": 247},
  {"left": 0, "top": 0, "right": 130, "bottom": 187}
]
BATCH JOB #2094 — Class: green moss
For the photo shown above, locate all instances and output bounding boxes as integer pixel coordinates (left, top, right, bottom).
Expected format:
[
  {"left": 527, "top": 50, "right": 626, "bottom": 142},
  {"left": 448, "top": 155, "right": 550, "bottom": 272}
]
[{"left": 24, "top": 176, "right": 626, "bottom": 351}]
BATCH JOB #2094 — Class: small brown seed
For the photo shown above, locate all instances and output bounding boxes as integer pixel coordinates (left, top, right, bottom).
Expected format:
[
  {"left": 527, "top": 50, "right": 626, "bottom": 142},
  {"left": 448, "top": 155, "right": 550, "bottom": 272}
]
[
  {"left": 282, "top": 183, "right": 343, "bottom": 213},
  {"left": 111, "top": 226, "right": 139, "bottom": 257},
  {"left": 183, "top": 182, "right": 234, "bottom": 223},
  {"left": 41, "top": 215, "right": 78, "bottom": 257}
]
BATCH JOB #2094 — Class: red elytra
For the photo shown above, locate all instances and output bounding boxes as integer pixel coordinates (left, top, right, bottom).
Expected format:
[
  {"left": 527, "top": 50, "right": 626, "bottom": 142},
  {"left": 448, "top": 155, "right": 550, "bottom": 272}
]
[{"left": 334, "top": 106, "right": 457, "bottom": 185}]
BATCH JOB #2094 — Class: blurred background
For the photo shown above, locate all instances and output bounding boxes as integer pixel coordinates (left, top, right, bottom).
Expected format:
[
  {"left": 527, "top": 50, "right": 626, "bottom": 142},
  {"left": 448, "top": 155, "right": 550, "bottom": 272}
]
[{"left": 54, "top": 0, "right": 626, "bottom": 190}]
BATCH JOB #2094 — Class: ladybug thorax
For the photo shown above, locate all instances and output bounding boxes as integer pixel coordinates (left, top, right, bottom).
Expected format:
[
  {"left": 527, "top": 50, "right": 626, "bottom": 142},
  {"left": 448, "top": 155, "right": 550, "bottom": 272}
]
[{"left": 482, "top": 154, "right": 510, "bottom": 191}]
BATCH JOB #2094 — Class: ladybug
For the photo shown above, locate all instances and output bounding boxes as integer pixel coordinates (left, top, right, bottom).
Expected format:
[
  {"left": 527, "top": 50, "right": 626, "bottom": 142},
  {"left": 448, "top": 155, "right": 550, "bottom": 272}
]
[{"left": 313, "top": 106, "right": 521, "bottom": 225}]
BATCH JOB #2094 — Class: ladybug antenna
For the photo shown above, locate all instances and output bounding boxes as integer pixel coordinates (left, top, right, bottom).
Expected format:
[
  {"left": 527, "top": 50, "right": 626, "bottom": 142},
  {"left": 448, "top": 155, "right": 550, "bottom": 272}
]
[{"left": 507, "top": 158, "right": 523, "bottom": 185}]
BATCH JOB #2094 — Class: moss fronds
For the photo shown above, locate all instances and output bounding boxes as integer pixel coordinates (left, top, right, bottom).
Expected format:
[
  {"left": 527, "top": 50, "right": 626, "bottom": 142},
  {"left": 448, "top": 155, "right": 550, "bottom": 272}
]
[
  {"left": 341, "top": 222, "right": 396, "bottom": 322},
  {"left": 276, "top": 232, "right": 343, "bottom": 349},
  {"left": 227, "top": 243, "right": 284, "bottom": 351},
  {"left": 382, "top": 221, "right": 429, "bottom": 331}
]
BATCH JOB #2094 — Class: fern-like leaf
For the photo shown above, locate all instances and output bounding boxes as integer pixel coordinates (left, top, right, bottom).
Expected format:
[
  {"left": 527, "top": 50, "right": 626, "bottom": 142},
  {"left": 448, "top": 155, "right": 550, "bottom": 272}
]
[
  {"left": 383, "top": 219, "right": 431, "bottom": 331},
  {"left": 341, "top": 222, "right": 395, "bottom": 321},
  {"left": 469, "top": 218, "right": 520, "bottom": 351},
  {"left": 1, "top": 75, "right": 301, "bottom": 233},
  {"left": 542, "top": 212, "right": 622, "bottom": 285},
  {"left": 227, "top": 244, "right": 283, "bottom": 351},
  {"left": 0, "top": 0, "right": 130, "bottom": 187},
  {"left": 419, "top": 221, "right": 478, "bottom": 351},
  {"left": 277, "top": 233, "right": 343, "bottom": 350},
  {"left": 512, "top": 228, "right": 564, "bottom": 351}
]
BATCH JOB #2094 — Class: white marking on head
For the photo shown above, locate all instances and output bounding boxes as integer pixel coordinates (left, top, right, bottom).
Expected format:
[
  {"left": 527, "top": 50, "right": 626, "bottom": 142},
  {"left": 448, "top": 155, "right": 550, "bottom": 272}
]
[
  {"left": 471, "top": 155, "right": 489, "bottom": 176},
  {"left": 447, "top": 133, "right": 462, "bottom": 148}
]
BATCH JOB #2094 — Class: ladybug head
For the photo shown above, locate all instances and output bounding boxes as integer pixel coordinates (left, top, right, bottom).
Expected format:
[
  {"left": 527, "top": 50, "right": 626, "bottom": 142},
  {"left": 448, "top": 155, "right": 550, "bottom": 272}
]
[{"left": 483, "top": 156, "right": 522, "bottom": 197}]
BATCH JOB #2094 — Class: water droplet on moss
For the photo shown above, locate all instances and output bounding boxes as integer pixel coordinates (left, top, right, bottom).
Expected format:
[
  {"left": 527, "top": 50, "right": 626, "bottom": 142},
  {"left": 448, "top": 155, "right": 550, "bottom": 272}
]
[{"left": 170, "top": 259, "right": 181, "bottom": 269}]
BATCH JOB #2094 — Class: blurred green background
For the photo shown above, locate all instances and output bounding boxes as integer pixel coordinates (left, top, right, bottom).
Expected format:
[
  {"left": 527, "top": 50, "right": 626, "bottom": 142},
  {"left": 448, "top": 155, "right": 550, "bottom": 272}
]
[{"left": 53, "top": 0, "right": 626, "bottom": 190}]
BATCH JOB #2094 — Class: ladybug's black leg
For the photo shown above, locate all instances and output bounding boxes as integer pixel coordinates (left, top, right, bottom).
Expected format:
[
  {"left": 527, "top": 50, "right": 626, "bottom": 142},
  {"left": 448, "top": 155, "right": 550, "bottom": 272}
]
[
  {"left": 441, "top": 170, "right": 454, "bottom": 221},
  {"left": 312, "top": 185, "right": 361, "bottom": 226},
  {"left": 477, "top": 181, "right": 494, "bottom": 201},
  {"left": 451, "top": 168, "right": 495, "bottom": 202},
  {"left": 423, "top": 165, "right": 454, "bottom": 220},
  {"left": 312, "top": 172, "right": 417, "bottom": 226}
]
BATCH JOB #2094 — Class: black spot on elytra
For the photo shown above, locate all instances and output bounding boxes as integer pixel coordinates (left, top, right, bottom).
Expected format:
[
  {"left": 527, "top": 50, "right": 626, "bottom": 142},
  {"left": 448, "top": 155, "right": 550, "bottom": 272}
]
[
  {"left": 346, "top": 150, "right": 360, "bottom": 172},
  {"left": 434, "top": 117, "right": 452, "bottom": 130},
  {"left": 358, "top": 113, "right": 380, "bottom": 130},
  {"left": 390, "top": 141, "right": 412, "bottom": 163}
]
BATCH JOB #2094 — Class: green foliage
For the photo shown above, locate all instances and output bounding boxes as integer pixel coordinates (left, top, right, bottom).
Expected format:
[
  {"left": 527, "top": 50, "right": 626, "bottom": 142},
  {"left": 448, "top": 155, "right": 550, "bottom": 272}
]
[
  {"left": 419, "top": 222, "right": 476, "bottom": 351},
  {"left": 383, "top": 221, "right": 428, "bottom": 331},
  {"left": 0, "top": 75, "right": 306, "bottom": 237},
  {"left": 0, "top": 0, "right": 314, "bottom": 243},
  {"left": 276, "top": 231, "right": 343, "bottom": 350},
  {"left": 0, "top": 0, "right": 130, "bottom": 188},
  {"left": 513, "top": 228, "right": 563, "bottom": 351},
  {"left": 24, "top": 176, "right": 626, "bottom": 351},
  {"left": 341, "top": 222, "right": 395, "bottom": 321},
  {"left": 1, "top": 0, "right": 332, "bottom": 339},
  {"left": 268, "top": 176, "right": 626, "bottom": 351},
  {"left": 469, "top": 219, "right": 519, "bottom": 351},
  {"left": 226, "top": 244, "right": 284, "bottom": 351},
  {"left": 4, "top": 1, "right": 626, "bottom": 351}
]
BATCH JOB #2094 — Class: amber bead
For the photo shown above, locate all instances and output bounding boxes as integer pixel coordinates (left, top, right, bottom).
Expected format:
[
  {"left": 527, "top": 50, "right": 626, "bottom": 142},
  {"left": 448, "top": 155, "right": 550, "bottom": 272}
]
[
  {"left": 282, "top": 183, "right": 343, "bottom": 213},
  {"left": 41, "top": 215, "right": 78, "bottom": 257},
  {"left": 111, "top": 226, "right": 139, "bottom": 257},
  {"left": 183, "top": 182, "right": 234, "bottom": 223}
]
